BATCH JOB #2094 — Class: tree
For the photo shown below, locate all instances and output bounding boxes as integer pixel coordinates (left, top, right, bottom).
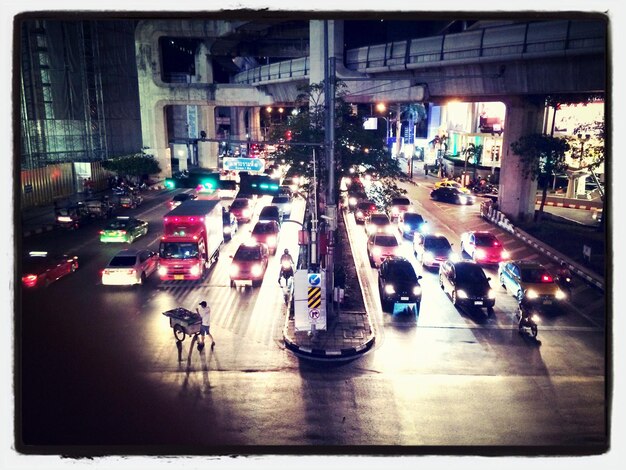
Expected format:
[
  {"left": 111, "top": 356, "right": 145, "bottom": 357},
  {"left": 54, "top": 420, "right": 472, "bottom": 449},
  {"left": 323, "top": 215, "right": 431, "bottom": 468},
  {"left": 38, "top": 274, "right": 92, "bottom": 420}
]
[
  {"left": 273, "top": 81, "right": 407, "bottom": 205},
  {"left": 510, "top": 134, "right": 570, "bottom": 222},
  {"left": 101, "top": 152, "right": 161, "bottom": 182}
]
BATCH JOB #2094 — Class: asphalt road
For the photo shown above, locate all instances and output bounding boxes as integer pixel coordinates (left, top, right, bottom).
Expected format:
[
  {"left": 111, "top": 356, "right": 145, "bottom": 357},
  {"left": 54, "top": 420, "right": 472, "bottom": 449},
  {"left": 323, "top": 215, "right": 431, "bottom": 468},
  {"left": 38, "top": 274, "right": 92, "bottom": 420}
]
[{"left": 14, "top": 184, "right": 608, "bottom": 456}]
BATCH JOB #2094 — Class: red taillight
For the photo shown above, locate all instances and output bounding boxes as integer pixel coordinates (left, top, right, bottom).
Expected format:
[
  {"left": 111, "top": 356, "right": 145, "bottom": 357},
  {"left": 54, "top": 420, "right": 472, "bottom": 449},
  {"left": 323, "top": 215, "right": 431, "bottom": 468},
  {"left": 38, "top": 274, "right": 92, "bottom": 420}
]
[
  {"left": 22, "top": 274, "right": 38, "bottom": 287},
  {"left": 99, "top": 231, "right": 105, "bottom": 235},
  {"left": 541, "top": 274, "right": 553, "bottom": 282},
  {"left": 119, "top": 230, "right": 127, "bottom": 235},
  {"left": 493, "top": 241, "right": 500, "bottom": 246}
]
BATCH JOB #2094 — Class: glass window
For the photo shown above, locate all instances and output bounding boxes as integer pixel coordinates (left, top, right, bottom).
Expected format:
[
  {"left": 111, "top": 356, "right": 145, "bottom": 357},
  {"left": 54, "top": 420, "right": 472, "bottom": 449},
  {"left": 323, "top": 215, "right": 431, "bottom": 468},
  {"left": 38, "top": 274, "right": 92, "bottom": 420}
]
[
  {"left": 234, "top": 246, "right": 262, "bottom": 261},
  {"left": 424, "top": 237, "right": 451, "bottom": 250},
  {"left": 159, "top": 242, "right": 199, "bottom": 259},
  {"left": 455, "top": 264, "right": 487, "bottom": 282},
  {"left": 109, "top": 256, "right": 136, "bottom": 268},
  {"left": 374, "top": 236, "right": 398, "bottom": 247}
]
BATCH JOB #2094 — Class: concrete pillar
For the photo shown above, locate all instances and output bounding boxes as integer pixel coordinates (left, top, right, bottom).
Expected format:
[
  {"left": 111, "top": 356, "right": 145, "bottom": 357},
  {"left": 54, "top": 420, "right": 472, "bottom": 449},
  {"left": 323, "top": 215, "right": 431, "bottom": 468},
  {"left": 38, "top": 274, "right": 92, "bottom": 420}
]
[
  {"left": 198, "top": 105, "right": 218, "bottom": 169},
  {"left": 193, "top": 41, "right": 214, "bottom": 84},
  {"left": 499, "top": 97, "right": 544, "bottom": 221},
  {"left": 236, "top": 108, "right": 247, "bottom": 141},
  {"left": 142, "top": 102, "right": 172, "bottom": 179},
  {"left": 309, "top": 20, "right": 344, "bottom": 86},
  {"left": 251, "top": 107, "right": 262, "bottom": 141}
]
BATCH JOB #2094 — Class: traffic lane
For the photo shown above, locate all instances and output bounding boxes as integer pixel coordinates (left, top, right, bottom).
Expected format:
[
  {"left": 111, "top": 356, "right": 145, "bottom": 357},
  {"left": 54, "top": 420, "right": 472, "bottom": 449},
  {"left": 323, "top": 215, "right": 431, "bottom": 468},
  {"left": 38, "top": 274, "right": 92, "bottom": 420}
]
[{"left": 401, "top": 180, "right": 606, "bottom": 326}]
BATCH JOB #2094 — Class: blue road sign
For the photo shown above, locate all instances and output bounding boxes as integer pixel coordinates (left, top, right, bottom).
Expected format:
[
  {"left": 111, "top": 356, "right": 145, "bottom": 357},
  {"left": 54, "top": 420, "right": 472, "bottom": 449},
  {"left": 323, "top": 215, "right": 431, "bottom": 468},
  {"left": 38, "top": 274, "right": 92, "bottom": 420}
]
[
  {"left": 223, "top": 157, "right": 265, "bottom": 172},
  {"left": 308, "top": 273, "right": 321, "bottom": 286}
]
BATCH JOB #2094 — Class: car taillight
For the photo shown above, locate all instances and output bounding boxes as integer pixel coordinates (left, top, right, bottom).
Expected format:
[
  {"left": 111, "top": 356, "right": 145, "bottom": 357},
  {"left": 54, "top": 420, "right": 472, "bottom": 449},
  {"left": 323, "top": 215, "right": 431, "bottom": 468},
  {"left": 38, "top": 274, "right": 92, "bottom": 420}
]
[
  {"left": 475, "top": 248, "right": 486, "bottom": 259},
  {"left": 99, "top": 230, "right": 105, "bottom": 235},
  {"left": 22, "top": 274, "right": 38, "bottom": 287},
  {"left": 119, "top": 230, "right": 127, "bottom": 235}
]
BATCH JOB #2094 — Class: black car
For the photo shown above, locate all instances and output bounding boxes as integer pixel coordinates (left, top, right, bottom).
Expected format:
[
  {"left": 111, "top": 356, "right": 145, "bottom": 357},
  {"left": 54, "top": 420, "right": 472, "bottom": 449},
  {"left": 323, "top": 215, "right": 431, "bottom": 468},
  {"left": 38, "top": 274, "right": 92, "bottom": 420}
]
[
  {"left": 377, "top": 256, "right": 423, "bottom": 312},
  {"left": 438, "top": 260, "right": 495, "bottom": 314},
  {"left": 398, "top": 211, "right": 427, "bottom": 239},
  {"left": 258, "top": 205, "right": 282, "bottom": 226},
  {"left": 430, "top": 187, "right": 475, "bottom": 205}
]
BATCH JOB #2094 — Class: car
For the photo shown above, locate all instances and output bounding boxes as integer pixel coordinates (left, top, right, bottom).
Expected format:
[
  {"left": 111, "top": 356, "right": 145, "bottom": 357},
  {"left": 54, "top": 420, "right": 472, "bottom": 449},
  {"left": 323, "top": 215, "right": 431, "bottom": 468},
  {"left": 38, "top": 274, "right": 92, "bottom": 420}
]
[
  {"left": 367, "top": 233, "right": 402, "bottom": 268},
  {"left": 222, "top": 210, "right": 238, "bottom": 241},
  {"left": 271, "top": 195, "right": 292, "bottom": 218},
  {"left": 430, "top": 187, "right": 475, "bottom": 205},
  {"left": 366, "top": 212, "right": 393, "bottom": 235},
  {"left": 354, "top": 200, "right": 377, "bottom": 224},
  {"left": 258, "top": 205, "right": 283, "bottom": 226},
  {"left": 278, "top": 185, "right": 293, "bottom": 199},
  {"left": 228, "top": 241, "right": 270, "bottom": 287},
  {"left": 21, "top": 251, "right": 79, "bottom": 288},
  {"left": 438, "top": 260, "right": 496, "bottom": 314},
  {"left": 229, "top": 197, "right": 254, "bottom": 223},
  {"left": 218, "top": 180, "right": 238, "bottom": 199},
  {"left": 99, "top": 216, "right": 149, "bottom": 243},
  {"left": 250, "top": 220, "right": 281, "bottom": 255},
  {"left": 413, "top": 233, "right": 456, "bottom": 268},
  {"left": 398, "top": 211, "right": 428, "bottom": 239},
  {"left": 460, "top": 231, "right": 509, "bottom": 264},
  {"left": 101, "top": 249, "right": 158, "bottom": 286},
  {"left": 498, "top": 260, "right": 567, "bottom": 305},
  {"left": 434, "top": 179, "right": 471, "bottom": 193},
  {"left": 169, "top": 192, "right": 197, "bottom": 209},
  {"left": 377, "top": 256, "right": 423, "bottom": 312},
  {"left": 388, "top": 196, "right": 412, "bottom": 220}
]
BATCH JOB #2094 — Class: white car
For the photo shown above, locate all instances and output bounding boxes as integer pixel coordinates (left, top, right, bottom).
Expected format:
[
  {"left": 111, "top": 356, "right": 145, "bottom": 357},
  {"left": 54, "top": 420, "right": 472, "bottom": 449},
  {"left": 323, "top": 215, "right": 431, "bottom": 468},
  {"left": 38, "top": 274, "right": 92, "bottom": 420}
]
[
  {"left": 271, "top": 195, "right": 292, "bottom": 218},
  {"left": 367, "top": 233, "right": 401, "bottom": 268},
  {"left": 102, "top": 249, "right": 158, "bottom": 286},
  {"left": 389, "top": 196, "right": 412, "bottom": 220}
]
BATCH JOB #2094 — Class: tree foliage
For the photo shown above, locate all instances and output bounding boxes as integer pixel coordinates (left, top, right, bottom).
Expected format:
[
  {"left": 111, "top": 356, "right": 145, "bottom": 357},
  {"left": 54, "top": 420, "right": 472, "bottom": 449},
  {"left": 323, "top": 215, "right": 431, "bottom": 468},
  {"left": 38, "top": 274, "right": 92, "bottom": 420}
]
[
  {"left": 510, "top": 133, "right": 570, "bottom": 221},
  {"left": 101, "top": 153, "right": 161, "bottom": 180},
  {"left": 271, "top": 80, "right": 407, "bottom": 203}
]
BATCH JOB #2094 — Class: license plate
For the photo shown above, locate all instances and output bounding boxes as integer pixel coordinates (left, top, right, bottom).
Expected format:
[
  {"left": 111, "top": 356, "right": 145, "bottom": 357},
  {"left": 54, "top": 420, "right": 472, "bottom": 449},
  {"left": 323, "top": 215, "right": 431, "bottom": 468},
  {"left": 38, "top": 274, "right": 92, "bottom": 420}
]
[
  {"left": 543, "top": 300, "right": 552, "bottom": 305},
  {"left": 474, "top": 301, "right": 483, "bottom": 305},
  {"left": 400, "top": 297, "right": 409, "bottom": 301},
  {"left": 174, "top": 275, "right": 184, "bottom": 280}
]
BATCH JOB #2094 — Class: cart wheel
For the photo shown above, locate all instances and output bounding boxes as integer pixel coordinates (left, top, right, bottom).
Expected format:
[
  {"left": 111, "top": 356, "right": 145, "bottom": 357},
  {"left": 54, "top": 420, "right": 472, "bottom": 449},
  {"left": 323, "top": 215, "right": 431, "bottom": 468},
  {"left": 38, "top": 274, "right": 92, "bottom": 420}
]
[{"left": 173, "top": 324, "right": 186, "bottom": 342}]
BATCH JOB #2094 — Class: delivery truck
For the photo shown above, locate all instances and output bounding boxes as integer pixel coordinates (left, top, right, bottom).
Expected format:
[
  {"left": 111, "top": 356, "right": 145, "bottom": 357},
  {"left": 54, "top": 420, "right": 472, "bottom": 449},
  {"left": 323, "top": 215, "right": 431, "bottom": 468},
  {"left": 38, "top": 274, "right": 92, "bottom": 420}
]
[{"left": 158, "top": 199, "right": 224, "bottom": 281}]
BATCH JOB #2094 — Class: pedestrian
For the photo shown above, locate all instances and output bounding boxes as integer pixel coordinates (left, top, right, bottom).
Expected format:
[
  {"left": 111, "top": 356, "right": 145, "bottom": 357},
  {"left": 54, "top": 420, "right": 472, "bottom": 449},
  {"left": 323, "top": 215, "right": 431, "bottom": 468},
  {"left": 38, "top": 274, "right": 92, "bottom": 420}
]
[
  {"left": 424, "top": 163, "right": 428, "bottom": 176},
  {"left": 196, "top": 300, "right": 215, "bottom": 350}
]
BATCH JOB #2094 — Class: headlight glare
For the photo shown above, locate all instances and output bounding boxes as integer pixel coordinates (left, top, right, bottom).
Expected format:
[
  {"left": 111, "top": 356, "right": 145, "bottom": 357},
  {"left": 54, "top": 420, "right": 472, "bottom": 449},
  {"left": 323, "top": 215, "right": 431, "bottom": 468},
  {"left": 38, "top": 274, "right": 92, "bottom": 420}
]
[
  {"left": 488, "top": 289, "right": 496, "bottom": 299},
  {"left": 457, "top": 289, "right": 468, "bottom": 299},
  {"left": 526, "top": 289, "right": 539, "bottom": 299},
  {"left": 413, "top": 285, "right": 422, "bottom": 296},
  {"left": 384, "top": 284, "right": 395, "bottom": 294},
  {"left": 555, "top": 289, "right": 566, "bottom": 300}
]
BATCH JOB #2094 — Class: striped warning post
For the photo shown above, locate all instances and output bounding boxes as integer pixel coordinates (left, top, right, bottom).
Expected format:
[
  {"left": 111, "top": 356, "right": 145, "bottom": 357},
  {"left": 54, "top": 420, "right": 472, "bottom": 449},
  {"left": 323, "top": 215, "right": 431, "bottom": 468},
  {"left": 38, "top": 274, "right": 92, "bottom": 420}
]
[{"left": 308, "top": 287, "right": 321, "bottom": 309}]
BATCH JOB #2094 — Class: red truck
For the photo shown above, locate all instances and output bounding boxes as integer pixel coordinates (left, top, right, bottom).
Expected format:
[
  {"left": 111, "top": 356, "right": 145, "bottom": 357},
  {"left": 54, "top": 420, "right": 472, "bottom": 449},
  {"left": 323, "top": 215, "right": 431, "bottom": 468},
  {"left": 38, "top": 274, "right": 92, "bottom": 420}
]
[{"left": 158, "top": 199, "right": 224, "bottom": 281}]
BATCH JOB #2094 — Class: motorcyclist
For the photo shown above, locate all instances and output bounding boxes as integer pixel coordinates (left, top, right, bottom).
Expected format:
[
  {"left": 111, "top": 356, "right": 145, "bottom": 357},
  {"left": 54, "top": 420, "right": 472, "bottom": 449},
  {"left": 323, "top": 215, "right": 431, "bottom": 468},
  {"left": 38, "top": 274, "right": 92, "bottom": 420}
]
[
  {"left": 555, "top": 262, "right": 573, "bottom": 292},
  {"left": 278, "top": 248, "right": 295, "bottom": 282},
  {"left": 518, "top": 296, "right": 534, "bottom": 328}
]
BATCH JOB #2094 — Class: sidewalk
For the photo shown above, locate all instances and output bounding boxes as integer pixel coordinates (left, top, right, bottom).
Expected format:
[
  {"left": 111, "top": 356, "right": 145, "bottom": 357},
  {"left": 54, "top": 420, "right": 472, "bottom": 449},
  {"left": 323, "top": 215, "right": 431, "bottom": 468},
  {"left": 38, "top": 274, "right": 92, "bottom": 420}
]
[{"left": 282, "top": 208, "right": 376, "bottom": 360}]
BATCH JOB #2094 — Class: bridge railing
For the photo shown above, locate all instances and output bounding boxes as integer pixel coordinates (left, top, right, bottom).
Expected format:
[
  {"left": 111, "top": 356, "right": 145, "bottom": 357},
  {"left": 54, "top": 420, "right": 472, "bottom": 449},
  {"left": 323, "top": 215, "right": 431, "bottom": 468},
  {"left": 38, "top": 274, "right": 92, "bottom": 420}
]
[{"left": 233, "top": 19, "right": 605, "bottom": 85}]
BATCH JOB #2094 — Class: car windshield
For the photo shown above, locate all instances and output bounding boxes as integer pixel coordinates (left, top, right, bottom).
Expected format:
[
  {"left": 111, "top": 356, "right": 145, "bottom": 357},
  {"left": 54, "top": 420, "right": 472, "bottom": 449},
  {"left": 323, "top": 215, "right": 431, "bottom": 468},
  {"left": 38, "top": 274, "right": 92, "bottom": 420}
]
[
  {"left": 387, "top": 263, "right": 417, "bottom": 281},
  {"left": 370, "top": 215, "right": 389, "bottom": 225},
  {"left": 272, "top": 197, "right": 289, "bottom": 204},
  {"left": 230, "top": 199, "right": 248, "bottom": 209},
  {"left": 374, "top": 235, "right": 398, "bottom": 247},
  {"left": 23, "top": 256, "right": 53, "bottom": 271},
  {"left": 455, "top": 264, "right": 487, "bottom": 282},
  {"left": 252, "top": 223, "right": 276, "bottom": 234},
  {"left": 425, "top": 237, "right": 451, "bottom": 250},
  {"left": 260, "top": 208, "right": 279, "bottom": 217},
  {"left": 108, "top": 255, "right": 136, "bottom": 267},
  {"left": 357, "top": 202, "right": 376, "bottom": 211},
  {"left": 520, "top": 268, "right": 553, "bottom": 283},
  {"left": 475, "top": 234, "right": 498, "bottom": 246},
  {"left": 234, "top": 246, "right": 262, "bottom": 261},
  {"left": 159, "top": 242, "right": 199, "bottom": 259},
  {"left": 392, "top": 198, "right": 410, "bottom": 205},
  {"left": 403, "top": 213, "right": 423, "bottom": 224}
]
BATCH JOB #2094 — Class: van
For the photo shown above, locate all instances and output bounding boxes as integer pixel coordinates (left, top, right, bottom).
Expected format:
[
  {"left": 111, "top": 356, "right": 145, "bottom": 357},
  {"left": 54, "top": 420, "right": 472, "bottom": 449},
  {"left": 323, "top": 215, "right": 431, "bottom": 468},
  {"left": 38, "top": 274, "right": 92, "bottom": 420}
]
[{"left": 258, "top": 205, "right": 282, "bottom": 226}]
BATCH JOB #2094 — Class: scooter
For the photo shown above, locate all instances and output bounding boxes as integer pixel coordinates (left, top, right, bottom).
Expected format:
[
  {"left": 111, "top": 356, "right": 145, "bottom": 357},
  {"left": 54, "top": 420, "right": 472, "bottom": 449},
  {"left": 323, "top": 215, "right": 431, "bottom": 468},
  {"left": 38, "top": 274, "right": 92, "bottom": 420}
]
[
  {"left": 555, "top": 275, "right": 573, "bottom": 297},
  {"left": 280, "top": 275, "right": 294, "bottom": 306}
]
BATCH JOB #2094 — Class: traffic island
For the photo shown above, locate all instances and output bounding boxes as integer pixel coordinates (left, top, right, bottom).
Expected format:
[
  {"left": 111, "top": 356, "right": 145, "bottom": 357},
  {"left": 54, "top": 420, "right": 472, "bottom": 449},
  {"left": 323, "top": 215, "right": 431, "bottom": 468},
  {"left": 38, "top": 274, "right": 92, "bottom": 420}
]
[{"left": 283, "top": 208, "right": 375, "bottom": 359}]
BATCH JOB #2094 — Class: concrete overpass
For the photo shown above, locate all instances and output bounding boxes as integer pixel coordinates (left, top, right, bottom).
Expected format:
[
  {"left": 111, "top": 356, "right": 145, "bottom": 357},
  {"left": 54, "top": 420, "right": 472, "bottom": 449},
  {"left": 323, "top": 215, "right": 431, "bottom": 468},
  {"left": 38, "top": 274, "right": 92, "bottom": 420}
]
[{"left": 135, "top": 18, "right": 606, "bottom": 220}]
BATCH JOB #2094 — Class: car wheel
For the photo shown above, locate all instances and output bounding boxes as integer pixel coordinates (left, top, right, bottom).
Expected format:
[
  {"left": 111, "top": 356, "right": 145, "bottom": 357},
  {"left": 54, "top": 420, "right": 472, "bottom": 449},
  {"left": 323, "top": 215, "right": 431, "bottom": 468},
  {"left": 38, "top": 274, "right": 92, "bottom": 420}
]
[
  {"left": 439, "top": 275, "right": 445, "bottom": 290},
  {"left": 369, "top": 254, "right": 375, "bottom": 268},
  {"left": 500, "top": 274, "right": 506, "bottom": 289},
  {"left": 140, "top": 272, "right": 147, "bottom": 285},
  {"left": 452, "top": 289, "right": 458, "bottom": 306},
  {"left": 252, "top": 280, "right": 261, "bottom": 288},
  {"left": 487, "top": 306, "right": 494, "bottom": 316},
  {"left": 230, "top": 280, "right": 235, "bottom": 288},
  {"left": 516, "top": 290, "right": 524, "bottom": 303}
]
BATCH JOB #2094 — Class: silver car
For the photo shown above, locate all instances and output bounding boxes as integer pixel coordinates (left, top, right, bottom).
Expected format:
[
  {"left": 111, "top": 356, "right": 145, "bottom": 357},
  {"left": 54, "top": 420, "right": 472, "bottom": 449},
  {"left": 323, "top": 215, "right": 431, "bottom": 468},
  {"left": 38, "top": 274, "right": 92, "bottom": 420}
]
[{"left": 102, "top": 249, "right": 158, "bottom": 286}]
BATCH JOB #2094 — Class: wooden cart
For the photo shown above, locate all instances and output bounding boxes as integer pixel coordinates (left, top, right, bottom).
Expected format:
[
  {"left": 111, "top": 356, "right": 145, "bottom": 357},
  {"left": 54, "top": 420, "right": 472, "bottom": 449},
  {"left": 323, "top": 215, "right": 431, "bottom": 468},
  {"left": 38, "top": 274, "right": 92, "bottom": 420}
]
[{"left": 162, "top": 307, "right": 202, "bottom": 342}]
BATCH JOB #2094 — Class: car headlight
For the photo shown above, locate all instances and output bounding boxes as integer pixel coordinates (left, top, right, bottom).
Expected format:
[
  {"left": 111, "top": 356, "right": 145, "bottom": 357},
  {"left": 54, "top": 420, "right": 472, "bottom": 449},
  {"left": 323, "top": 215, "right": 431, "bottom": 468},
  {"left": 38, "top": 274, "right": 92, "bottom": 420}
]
[
  {"left": 412, "top": 285, "right": 422, "bottom": 296},
  {"left": 372, "top": 247, "right": 381, "bottom": 256},
  {"left": 459, "top": 196, "right": 469, "bottom": 204},
  {"left": 190, "top": 264, "right": 201, "bottom": 276},
  {"left": 488, "top": 289, "right": 496, "bottom": 299},
  {"left": 456, "top": 289, "right": 468, "bottom": 299},
  {"left": 392, "top": 207, "right": 399, "bottom": 215},
  {"left": 158, "top": 266, "right": 168, "bottom": 276},
  {"left": 384, "top": 284, "right": 395, "bottom": 294},
  {"left": 266, "top": 236, "right": 277, "bottom": 247},
  {"left": 526, "top": 289, "right": 539, "bottom": 299},
  {"left": 555, "top": 289, "right": 566, "bottom": 300},
  {"left": 423, "top": 251, "right": 434, "bottom": 262},
  {"left": 251, "top": 264, "right": 263, "bottom": 277},
  {"left": 356, "top": 211, "right": 363, "bottom": 218},
  {"left": 385, "top": 225, "right": 394, "bottom": 234},
  {"left": 500, "top": 250, "right": 509, "bottom": 259},
  {"left": 229, "top": 264, "right": 240, "bottom": 276},
  {"left": 419, "top": 224, "right": 428, "bottom": 233},
  {"left": 242, "top": 209, "right": 251, "bottom": 218},
  {"left": 449, "top": 252, "right": 460, "bottom": 262},
  {"left": 349, "top": 197, "right": 357, "bottom": 206},
  {"left": 531, "top": 314, "right": 541, "bottom": 323},
  {"left": 224, "top": 227, "right": 231, "bottom": 234},
  {"left": 474, "top": 248, "right": 486, "bottom": 259}
]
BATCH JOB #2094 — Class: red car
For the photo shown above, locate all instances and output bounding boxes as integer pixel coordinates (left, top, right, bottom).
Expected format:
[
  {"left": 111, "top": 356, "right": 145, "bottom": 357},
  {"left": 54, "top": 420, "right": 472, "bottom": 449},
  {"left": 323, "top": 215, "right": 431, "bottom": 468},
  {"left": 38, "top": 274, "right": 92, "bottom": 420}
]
[
  {"left": 229, "top": 242, "right": 270, "bottom": 287},
  {"left": 460, "top": 231, "right": 509, "bottom": 264},
  {"left": 21, "top": 251, "right": 79, "bottom": 288}
]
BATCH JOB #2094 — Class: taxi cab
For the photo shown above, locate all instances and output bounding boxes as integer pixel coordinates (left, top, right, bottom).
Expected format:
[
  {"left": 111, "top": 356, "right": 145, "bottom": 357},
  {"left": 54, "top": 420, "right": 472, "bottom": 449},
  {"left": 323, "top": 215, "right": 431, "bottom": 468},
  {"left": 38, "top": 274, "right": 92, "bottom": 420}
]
[
  {"left": 434, "top": 179, "right": 471, "bottom": 194},
  {"left": 498, "top": 260, "right": 567, "bottom": 305},
  {"left": 229, "top": 242, "right": 270, "bottom": 288},
  {"left": 99, "top": 216, "right": 148, "bottom": 244},
  {"left": 22, "top": 251, "right": 79, "bottom": 288}
]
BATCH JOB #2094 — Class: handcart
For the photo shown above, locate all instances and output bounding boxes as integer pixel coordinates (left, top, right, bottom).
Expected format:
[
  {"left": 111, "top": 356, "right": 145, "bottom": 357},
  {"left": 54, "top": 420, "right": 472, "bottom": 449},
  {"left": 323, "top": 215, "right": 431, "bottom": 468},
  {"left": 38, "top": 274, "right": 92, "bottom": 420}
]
[{"left": 162, "top": 307, "right": 202, "bottom": 342}]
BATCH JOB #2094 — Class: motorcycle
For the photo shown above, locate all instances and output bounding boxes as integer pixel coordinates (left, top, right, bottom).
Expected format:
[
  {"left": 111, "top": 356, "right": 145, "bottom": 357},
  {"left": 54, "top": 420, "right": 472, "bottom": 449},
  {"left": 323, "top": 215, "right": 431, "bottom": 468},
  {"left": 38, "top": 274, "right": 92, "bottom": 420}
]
[
  {"left": 279, "top": 275, "right": 294, "bottom": 306},
  {"left": 555, "top": 274, "right": 573, "bottom": 297}
]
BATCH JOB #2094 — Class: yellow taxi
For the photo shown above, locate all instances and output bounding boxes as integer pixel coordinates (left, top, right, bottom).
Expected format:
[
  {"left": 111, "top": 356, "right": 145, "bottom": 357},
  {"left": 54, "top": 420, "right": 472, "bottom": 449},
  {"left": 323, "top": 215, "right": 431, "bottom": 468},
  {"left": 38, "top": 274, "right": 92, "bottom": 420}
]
[
  {"left": 433, "top": 179, "right": 471, "bottom": 194},
  {"left": 498, "top": 260, "right": 567, "bottom": 305}
]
